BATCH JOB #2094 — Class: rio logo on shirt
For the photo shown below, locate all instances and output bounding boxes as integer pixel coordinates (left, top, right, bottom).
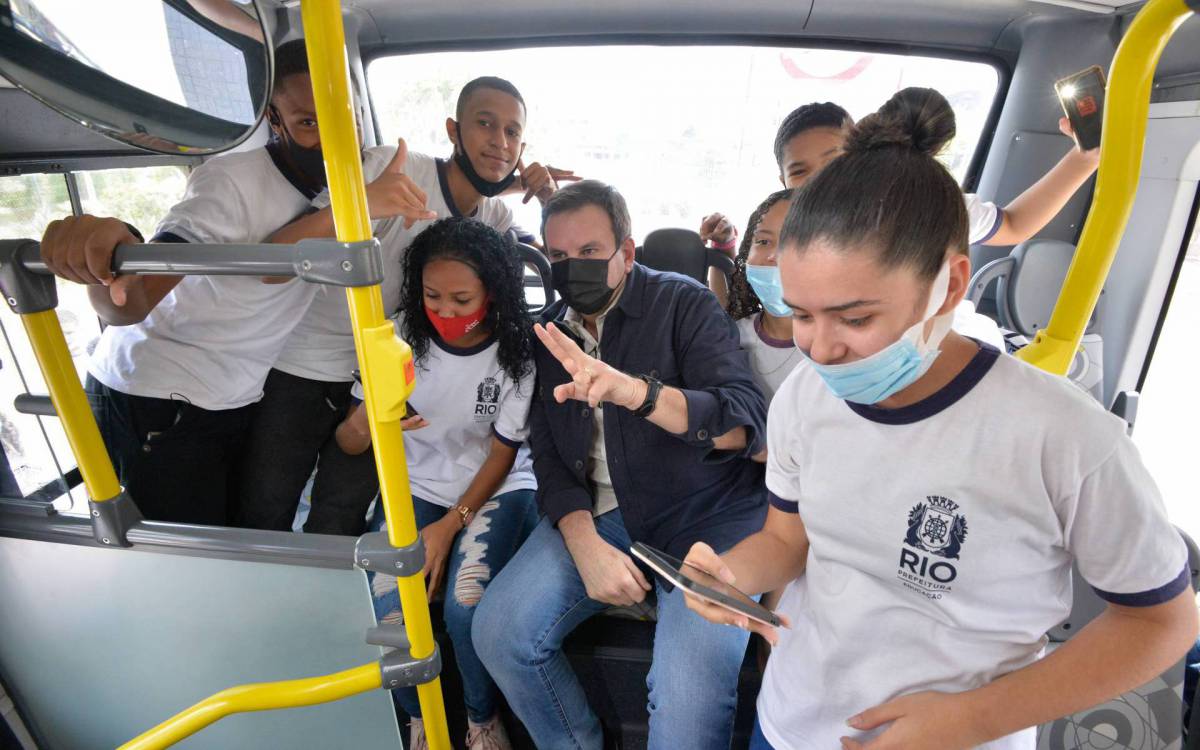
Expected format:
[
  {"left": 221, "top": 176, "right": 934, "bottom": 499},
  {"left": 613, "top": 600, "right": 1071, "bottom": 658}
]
[
  {"left": 474, "top": 376, "right": 501, "bottom": 422},
  {"left": 896, "top": 495, "right": 969, "bottom": 600}
]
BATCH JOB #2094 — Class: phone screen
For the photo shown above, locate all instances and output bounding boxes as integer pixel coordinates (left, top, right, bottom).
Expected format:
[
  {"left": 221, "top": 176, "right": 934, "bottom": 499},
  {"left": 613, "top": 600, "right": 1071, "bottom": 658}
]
[
  {"left": 1055, "top": 65, "right": 1105, "bottom": 152},
  {"left": 630, "top": 542, "right": 782, "bottom": 627}
]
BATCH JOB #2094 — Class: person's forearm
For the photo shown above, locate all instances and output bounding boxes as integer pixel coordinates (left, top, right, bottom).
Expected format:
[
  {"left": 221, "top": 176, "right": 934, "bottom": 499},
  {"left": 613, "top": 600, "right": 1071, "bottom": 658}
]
[
  {"left": 270, "top": 207, "right": 337, "bottom": 244},
  {"left": 708, "top": 266, "right": 731, "bottom": 309},
  {"left": 614, "top": 379, "right": 746, "bottom": 449},
  {"left": 989, "top": 150, "right": 1099, "bottom": 246},
  {"left": 88, "top": 276, "right": 180, "bottom": 326},
  {"left": 335, "top": 405, "right": 372, "bottom": 455},
  {"left": 720, "top": 525, "right": 808, "bottom": 596},
  {"left": 558, "top": 509, "right": 601, "bottom": 554},
  {"left": 453, "top": 439, "right": 518, "bottom": 513},
  {"left": 964, "top": 592, "right": 1198, "bottom": 742}
]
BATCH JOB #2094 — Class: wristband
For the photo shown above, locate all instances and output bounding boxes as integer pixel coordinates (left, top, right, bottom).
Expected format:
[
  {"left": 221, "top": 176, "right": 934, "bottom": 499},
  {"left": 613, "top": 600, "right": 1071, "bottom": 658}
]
[
  {"left": 632, "top": 375, "right": 663, "bottom": 419},
  {"left": 710, "top": 236, "right": 737, "bottom": 252}
]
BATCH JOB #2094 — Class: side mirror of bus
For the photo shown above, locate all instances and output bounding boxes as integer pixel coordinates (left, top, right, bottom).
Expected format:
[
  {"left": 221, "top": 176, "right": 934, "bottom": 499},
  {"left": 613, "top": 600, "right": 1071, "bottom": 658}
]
[{"left": 0, "top": 0, "right": 271, "bottom": 156}]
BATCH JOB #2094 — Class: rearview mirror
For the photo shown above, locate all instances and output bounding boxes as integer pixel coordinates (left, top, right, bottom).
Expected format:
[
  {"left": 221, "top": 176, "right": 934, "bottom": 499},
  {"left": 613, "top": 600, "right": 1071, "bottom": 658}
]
[{"left": 0, "top": 0, "right": 271, "bottom": 155}]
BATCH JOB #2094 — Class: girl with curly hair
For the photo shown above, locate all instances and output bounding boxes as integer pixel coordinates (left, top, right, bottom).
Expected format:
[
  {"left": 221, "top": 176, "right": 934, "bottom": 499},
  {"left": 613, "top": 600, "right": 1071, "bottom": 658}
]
[
  {"left": 727, "top": 188, "right": 803, "bottom": 404},
  {"left": 336, "top": 216, "right": 536, "bottom": 750}
]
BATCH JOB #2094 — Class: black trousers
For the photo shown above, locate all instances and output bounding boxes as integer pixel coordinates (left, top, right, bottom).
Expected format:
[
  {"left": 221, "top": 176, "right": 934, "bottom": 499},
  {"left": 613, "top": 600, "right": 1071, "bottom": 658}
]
[
  {"left": 85, "top": 375, "right": 253, "bottom": 525},
  {"left": 236, "top": 368, "right": 378, "bottom": 536}
]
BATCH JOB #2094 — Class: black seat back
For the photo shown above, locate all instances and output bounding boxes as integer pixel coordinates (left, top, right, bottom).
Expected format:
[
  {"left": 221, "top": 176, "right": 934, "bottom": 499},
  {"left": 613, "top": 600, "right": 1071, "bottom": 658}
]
[{"left": 636, "top": 228, "right": 734, "bottom": 284}]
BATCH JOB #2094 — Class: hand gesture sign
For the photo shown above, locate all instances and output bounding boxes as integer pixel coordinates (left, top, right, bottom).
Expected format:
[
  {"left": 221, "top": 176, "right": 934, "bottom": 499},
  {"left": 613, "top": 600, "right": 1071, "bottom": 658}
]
[
  {"left": 533, "top": 322, "right": 645, "bottom": 409},
  {"left": 699, "top": 212, "right": 737, "bottom": 254},
  {"left": 365, "top": 138, "right": 439, "bottom": 227},
  {"left": 516, "top": 159, "right": 581, "bottom": 205}
]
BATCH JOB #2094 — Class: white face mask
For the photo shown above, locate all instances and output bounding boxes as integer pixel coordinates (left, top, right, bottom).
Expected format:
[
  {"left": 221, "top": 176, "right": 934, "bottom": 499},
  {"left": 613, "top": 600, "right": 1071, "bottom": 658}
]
[{"left": 801, "top": 262, "right": 953, "bottom": 404}]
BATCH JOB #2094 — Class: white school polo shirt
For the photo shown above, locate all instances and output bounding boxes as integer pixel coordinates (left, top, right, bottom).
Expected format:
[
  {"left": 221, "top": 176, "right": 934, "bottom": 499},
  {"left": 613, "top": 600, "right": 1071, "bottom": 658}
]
[
  {"left": 88, "top": 148, "right": 319, "bottom": 410},
  {"left": 758, "top": 343, "right": 1188, "bottom": 750},
  {"left": 272, "top": 147, "right": 515, "bottom": 383},
  {"left": 736, "top": 314, "right": 803, "bottom": 405}
]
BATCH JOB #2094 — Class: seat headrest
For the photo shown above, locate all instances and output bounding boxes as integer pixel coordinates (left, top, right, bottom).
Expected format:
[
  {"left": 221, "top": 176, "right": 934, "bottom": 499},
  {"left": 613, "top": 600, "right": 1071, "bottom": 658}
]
[{"left": 639, "top": 228, "right": 734, "bottom": 284}]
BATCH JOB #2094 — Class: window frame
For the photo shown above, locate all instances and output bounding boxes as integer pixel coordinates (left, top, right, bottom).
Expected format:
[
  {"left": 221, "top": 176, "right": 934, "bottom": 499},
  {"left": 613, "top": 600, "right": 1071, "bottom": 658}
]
[{"left": 362, "top": 34, "right": 1012, "bottom": 193}]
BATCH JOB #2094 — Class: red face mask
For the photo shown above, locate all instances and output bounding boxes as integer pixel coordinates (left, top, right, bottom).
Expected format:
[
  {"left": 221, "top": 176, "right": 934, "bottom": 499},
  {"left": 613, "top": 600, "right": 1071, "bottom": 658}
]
[{"left": 425, "top": 301, "right": 489, "bottom": 343}]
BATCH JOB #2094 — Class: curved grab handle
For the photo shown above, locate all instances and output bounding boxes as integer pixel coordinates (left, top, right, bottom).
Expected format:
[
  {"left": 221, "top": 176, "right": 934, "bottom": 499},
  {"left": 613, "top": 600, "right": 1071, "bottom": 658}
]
[{"left": 516, "top": 241, "right": 556, "bottom": 312}]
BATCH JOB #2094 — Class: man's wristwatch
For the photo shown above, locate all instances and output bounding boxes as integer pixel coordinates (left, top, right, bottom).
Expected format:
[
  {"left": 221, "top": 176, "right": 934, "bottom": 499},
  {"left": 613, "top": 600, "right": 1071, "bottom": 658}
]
[
  {"left": 451, "top": 504, "right": 475, "bottom": 529},
  {"left": 632, "top": 374, "right": 663, "bottom": 418}
]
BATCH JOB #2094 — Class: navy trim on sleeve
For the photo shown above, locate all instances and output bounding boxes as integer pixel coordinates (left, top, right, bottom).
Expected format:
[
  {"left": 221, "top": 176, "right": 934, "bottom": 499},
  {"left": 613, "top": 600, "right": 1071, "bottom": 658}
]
[
  {"left": 977, "top": 206, "right": 1005, "bottom": 245},
  {"left": 150, "top": 231, "right": 189, "bottom": 244},
  {"left": 1094, "top": 565, "right": 1191, "bottom": 607},
  {"left": 492, "top": 424, "right": 523, "bottom": 449},
  {"left": 768, "top": 491, "right": 799, "bottom": 514}
]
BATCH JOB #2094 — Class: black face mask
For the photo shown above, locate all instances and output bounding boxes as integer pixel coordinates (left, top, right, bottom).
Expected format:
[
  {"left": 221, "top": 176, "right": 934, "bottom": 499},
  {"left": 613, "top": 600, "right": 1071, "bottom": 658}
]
[
  {"left": 267, "top": 106, "right": 327, "bottom": 191},
  {"left": 452, "top": 123, "right": 519, "bottom": 198},
  {"left": 552, "top": 248, "right": 622, "bottom": 315}
]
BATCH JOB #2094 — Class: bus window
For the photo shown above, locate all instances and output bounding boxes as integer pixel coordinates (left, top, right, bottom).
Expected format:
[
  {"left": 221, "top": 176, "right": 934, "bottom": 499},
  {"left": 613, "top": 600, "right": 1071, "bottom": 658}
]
[
  {"left": 369, "top": 45, "right": 999, "bottom": 244},
  {"left": 0, "top": 165, "right": 188, "bottom": 508},
  {"left": 0, "top": 172, "right": 83, "bottom": 504},
  {"left": 1134, "top": 205, "right": 1200, "bottom": 542}
]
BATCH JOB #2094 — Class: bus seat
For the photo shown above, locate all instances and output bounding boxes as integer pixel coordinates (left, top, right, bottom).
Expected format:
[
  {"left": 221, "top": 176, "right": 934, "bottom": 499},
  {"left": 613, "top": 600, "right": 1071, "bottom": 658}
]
[
  {"left": 635, "top": 228, "right": 735, "bottom": 285},
  {"left": 968, "top": 239, "right": 1105, "bottom": 402},
  {"left": 1037, "top": 528, "right": 1200, "bottom": 750},
  {"left": 0, "top": 524, "right": 401, "bottom": 749}
]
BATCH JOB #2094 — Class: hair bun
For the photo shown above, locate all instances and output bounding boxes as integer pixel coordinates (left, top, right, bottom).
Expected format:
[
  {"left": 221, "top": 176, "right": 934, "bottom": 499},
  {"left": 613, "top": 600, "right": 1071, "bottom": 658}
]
[{"left": 848, "top": 87, "right": 956, "bottom": 158}]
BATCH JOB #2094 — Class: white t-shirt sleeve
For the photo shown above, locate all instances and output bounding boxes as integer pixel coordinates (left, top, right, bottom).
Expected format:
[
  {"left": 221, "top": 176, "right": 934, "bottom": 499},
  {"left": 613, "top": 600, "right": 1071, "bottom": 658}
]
[
  {"left": 155, "top": 165, "right": 249, "bottom": 244},
  {"left": 964, "top": 192, "right": 1004, "bottom": 245},
  {"left": 493, "top": 365, "right": 535, "bottom": 447},
  {"left": 764, "top": 378, "right": 802, "bottom": 513},
  {"left": 1060, "top": 435, "right": 1190, "bottom": 606}
]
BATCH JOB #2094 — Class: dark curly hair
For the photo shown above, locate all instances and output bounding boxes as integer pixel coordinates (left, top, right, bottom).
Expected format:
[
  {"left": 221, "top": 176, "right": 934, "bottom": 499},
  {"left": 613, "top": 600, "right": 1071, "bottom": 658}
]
[
  {"left": 727, "top": 189, "right": 794, "bottom": 321},
  {"left": 398, "top": 218, "right": 534, "bottom": 383}
]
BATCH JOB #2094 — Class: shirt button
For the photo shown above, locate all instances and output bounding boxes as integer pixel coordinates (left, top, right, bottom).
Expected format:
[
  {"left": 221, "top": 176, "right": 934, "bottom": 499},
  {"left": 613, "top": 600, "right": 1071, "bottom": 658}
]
[
  {"left": 697, "top": 429, "right": 709, "bottom": 440},
  {"left": 650, "top": 369, "right": 659, "bottom": 378},
  {"left": 574, "top": 460, "right": 584, "bottom": 471},
  {"left": 581, "top": 407, "right": 591, "bottom": 418}
]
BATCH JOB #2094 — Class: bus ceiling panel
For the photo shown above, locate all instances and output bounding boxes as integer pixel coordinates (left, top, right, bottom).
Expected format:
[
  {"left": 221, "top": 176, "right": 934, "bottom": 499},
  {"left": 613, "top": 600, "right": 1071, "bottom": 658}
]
[{"left": 352, "top": 0, "right": 1097, "bottom": 54}]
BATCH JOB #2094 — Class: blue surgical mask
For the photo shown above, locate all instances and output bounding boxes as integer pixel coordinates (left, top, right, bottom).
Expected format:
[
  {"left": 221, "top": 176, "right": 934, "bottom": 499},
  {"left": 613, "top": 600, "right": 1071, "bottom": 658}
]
[
  {"left": 745, "top": 264, "right": 792, "bottom": 317},
  {"left": 804, "top": 263, "right": 953, "bottom": 404}
]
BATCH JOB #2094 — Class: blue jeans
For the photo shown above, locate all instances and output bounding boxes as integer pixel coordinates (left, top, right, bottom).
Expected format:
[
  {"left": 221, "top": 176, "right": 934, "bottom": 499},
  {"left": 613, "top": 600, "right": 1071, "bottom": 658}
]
[
  {"left": 473, "top": 511, "right": 751, "bottom": 750},
  {"left": 749, "top": 719, "right": 775, "bottom": 750},
  {"left": 369, "top": 489, "right": 538, "bottom": 723}
]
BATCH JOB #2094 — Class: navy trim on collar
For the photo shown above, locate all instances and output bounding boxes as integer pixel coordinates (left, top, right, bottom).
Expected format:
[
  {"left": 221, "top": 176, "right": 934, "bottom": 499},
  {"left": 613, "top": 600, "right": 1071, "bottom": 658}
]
[
  {"left": 432, "top": 332, "right": 497, "bottom": 357},
  {"left": 846, "top": 341, "right": 1000, "bottom": 425},
  {"left": 754, "top": 313, "right": 795, "bottom": 349},
  {"left": 435, "top": 158, "right": 463, "bottom": 218},
  {"left": 265, "top": 142, "right": 322, "bottom": 201}
]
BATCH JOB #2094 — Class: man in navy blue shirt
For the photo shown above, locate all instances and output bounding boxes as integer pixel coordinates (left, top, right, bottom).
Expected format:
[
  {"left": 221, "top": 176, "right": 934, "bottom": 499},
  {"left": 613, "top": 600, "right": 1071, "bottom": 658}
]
[{"left": 474, "top": 180, "right": 767, "bottom": 750}]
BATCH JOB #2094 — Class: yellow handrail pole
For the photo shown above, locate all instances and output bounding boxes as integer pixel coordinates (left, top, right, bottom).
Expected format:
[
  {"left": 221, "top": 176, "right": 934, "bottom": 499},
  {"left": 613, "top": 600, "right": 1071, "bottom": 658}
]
[
  {"left": 300, "top": 2, "right": 451, "bottom": 747},
  {"left": 1015, "top": 0, "right": 1196, "bottom": 375},
  {"left": 20, "top": 310, "right": 121, "bottom": 501},
  {"left": 119, "top": 663, "right": 381, "bottom": 750}
]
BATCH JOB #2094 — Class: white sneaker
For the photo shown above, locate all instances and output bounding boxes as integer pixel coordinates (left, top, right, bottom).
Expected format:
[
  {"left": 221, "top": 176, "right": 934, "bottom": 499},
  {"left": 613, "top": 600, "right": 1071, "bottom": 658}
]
[
  {"left": 466, "top": 715, "right": 512, "bottom": 750},
  {"left": 409, "top": 718, "right": 427, "bottom": 750}
]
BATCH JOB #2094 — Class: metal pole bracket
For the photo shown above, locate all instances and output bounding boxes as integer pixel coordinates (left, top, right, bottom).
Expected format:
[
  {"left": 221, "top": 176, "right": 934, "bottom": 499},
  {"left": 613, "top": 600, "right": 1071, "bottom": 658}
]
[
  {"left": 378, "top": 643, "right": 441, "bottom": 691},
  {"left": 0, "top": 239, "right": 57, "bottom": 313},
  {"left": 293, "top": 238, "right": 384, "bottom": 287},
  {"left": 89, "top": 489, "right": 143, "bottom": 547},
  {"left": 355, "top": 529, "right": 425, "bottom": 577}
]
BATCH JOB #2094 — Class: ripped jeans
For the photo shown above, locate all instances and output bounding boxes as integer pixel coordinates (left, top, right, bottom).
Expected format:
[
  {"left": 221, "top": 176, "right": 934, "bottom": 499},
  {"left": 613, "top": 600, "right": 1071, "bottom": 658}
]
[{"left": 368, "top": 489, "right": 538, "bottom": 723}]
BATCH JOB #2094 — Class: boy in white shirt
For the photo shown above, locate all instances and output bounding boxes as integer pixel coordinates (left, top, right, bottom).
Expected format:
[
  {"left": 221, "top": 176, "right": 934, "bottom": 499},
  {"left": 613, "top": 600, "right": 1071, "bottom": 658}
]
[
  {"left": 35, "top": 40, "right": 432, "bottom": 524},
  {"left": 237, "top": 77, "right": 569, "bottom": 534}
]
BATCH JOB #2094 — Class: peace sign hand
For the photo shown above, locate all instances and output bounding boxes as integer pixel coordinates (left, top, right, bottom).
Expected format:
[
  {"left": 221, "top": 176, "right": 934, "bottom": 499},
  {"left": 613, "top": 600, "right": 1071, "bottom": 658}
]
[{"left": 534, "top": 323, "right": 647, "bottom": 409}]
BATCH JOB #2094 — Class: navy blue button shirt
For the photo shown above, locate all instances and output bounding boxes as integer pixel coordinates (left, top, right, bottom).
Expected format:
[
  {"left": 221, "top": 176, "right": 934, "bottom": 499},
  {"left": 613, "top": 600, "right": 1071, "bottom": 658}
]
[{"left": 529, "top": 264, "right": 768, "bottom": 559}]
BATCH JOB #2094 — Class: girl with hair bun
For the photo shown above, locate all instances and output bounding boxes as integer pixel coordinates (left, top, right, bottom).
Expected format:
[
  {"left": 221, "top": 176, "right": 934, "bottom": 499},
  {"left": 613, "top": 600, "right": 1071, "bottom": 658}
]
[{"left": 681, "top": 88, "right": 1197, "bottom": 750}]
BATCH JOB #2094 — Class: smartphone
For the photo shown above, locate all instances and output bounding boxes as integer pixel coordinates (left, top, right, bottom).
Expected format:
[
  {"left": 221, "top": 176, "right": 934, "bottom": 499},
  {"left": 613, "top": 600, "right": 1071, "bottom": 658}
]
[
  {"left": 1055, "top": 65, "right": 1105, "bottom": 152},
  {"left": 630, "top": 542, "right": 783, "bottom": 628},
  {"left": 404, "top": 402, "right": 420, "bottom": 419}
]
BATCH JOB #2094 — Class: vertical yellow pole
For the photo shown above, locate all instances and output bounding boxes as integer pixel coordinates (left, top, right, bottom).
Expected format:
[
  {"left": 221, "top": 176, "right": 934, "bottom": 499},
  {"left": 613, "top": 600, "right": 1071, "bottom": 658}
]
[
  {"left": 1015, "top": 0, "right": 1196, "bottom": 375},
  {"left": 298, "top": 3, "right": 451, "bottom": 747},
  {"left": 20, "top": 310, "right": 121, "bottom": 502}
]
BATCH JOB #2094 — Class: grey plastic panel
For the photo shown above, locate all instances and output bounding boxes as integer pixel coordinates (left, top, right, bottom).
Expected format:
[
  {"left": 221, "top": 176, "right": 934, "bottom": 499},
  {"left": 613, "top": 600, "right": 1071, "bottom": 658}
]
[{"left": 0, "top": 536, "right": 402, "bottom": 750}]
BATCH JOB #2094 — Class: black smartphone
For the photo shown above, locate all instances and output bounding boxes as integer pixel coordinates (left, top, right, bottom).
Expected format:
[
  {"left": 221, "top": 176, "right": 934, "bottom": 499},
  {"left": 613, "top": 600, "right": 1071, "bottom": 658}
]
[
  {"left": 630, "top": 542, "right": 783, "bottom": 628},
  {"left": 1055, "top": 65, "right": 1105, "bottom": 152},
  {"left": 404, "top": 401, "right": 420, "bottom": 419}
]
